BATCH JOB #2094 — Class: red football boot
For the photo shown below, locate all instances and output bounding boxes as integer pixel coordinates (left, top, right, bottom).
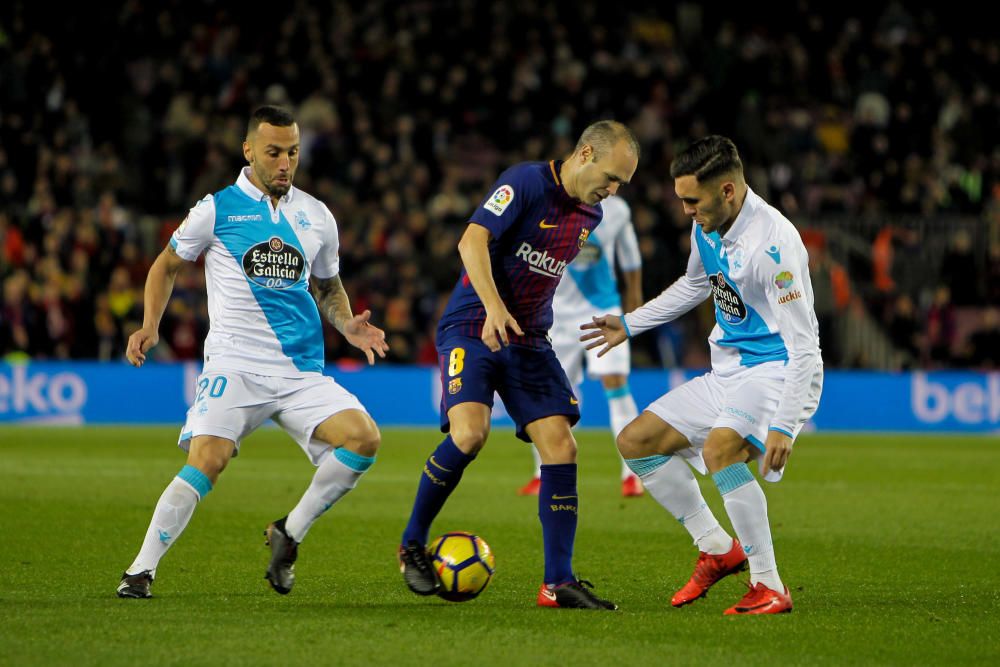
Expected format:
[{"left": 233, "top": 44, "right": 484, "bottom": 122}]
[
  {"left": 671, "top": 538, "right": 748, "bottom": 607},
  {"left": 621, "top": 474, "right": 644, "bottom": 497},
  {"left": 517, "top": 477, "right": 541, "bottom": 496},
  {"left": 723, "top": 582, "right": 793, "bottom": 615}
]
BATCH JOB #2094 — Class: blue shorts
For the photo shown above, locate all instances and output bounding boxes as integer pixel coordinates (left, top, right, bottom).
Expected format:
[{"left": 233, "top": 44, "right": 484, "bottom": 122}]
[{"left": 437, "top": 332, "right": 580, "bottom": 442}]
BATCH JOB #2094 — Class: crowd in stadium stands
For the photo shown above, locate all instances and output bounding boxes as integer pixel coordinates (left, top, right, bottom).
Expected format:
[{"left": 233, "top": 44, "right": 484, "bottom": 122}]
[{"left": 1, "top": 2, "right": 998, "bottom": 369}]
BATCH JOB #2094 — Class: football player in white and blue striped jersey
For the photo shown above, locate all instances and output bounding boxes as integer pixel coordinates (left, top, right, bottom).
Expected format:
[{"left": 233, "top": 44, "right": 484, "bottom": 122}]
[
  {"left": 117, "top": 106, "right": 389, "bottom": 599},
  {"left": 582, "top": 136, "right": 823, "bottom": 615}
]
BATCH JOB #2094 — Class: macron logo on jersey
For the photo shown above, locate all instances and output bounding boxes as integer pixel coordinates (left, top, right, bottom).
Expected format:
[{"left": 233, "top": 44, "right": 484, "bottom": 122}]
[
  {"left": 228, "top": 214, "right": 263, "bottom": 222},
  {"left": 515, "top": 242, "right": 567, "bottom": 278}
]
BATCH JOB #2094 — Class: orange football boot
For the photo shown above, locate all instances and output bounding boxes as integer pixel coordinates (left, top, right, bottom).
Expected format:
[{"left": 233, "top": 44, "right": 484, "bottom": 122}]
[
  {"left": 723, "top": 582, "right": 793, "bottom": 615},
  {"left": 671, "top": 538, "right": 748, "bottom": 607},
  {"left": 621, "top": 474, "right": 644, "bottom": 497}
]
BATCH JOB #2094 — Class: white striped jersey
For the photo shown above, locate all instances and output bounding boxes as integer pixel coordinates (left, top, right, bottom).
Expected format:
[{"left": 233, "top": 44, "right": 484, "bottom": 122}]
[
  {"left": 624, "top": 187, "right": 822, "bottom": 435},
  {"left": 170, "top": 167, "right": 339, "bottom": 378}
]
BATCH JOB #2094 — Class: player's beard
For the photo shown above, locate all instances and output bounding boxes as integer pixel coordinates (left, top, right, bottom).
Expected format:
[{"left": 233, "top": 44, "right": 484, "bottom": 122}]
[{"left": 267, "top": 179, "right": 291, "bottom": 198}]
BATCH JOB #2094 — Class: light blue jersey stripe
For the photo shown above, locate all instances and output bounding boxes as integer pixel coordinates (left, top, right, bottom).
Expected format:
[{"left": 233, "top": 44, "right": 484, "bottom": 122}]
[
  {"left": 566, "top": 233, "right": 621, "bottom": 310},
  {"left": 696, "top": 231, "right": 787, "bottom": 366},
  {"left": 212, "top": 186, "right": 324, "bottom": 373}
]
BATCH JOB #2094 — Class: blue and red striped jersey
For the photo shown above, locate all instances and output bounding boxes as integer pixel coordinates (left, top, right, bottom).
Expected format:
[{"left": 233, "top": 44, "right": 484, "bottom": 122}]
[{"left": 437, "top": 160, "right": 604, "bottom": 347}]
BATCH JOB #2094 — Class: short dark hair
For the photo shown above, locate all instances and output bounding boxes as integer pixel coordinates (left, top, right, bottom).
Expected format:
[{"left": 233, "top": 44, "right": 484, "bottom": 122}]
[
  {"left": 575, "top": 120, "right": 641, "bottom": 161},
  {"left": 247, "top": 105, "right": 296, "bottom": 137},
  {"left": 669, "top": 135, "right": 742, "bottom": 181}
]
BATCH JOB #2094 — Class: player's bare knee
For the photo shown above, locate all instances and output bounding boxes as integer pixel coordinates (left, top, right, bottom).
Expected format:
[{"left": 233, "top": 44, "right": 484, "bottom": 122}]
[
  {"left": 449, "top": 425, "right": 488, "bottom": 455},
  {"left": 345, "top": 421, "right": 381, "bottom": 458},
  {"left": 187, "top": 436, "right": 234, "bottom": 481},
  {"left": 537, "top": 435, "right": 577, "bottom": 464},
  {"left": 702, "top": 438, "right": 749, "bottom": 473},
  {"left": 616, "top": 422, "right": 650, "bottom": 459}
]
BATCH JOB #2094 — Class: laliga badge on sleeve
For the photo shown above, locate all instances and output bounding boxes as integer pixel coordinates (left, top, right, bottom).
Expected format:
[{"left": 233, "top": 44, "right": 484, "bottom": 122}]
[{"left": 483, "top": 185, "right": 514, "bottom": 216}]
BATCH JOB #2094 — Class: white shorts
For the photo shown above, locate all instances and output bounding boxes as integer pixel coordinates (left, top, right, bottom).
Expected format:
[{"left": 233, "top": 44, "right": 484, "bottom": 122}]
[
  {"left": 550, "top": 310, "right": 630, "bottom": 387},
  {"left": 177, "top": 370, "right": 368, "bottom": 465},
  {"left": 645, "top": 362, "right": 823, "bottom": 482}
]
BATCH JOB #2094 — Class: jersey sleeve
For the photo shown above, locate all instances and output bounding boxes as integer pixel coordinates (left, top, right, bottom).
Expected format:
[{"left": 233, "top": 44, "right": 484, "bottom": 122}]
[
  {"left": 169, "top": 195, "right": 216, "bottom": 260},
  {"left": 310, "top": 204, "right": 341, "bottom": 280},
  {"left": 624, "top": 224, "right": 711, "bottom": 336},
  {"left": 468, "top": 166, "right": 540, "bottom": 239},
  {"left": 757, "top": 232, "right": 823, "bottom": 437}
]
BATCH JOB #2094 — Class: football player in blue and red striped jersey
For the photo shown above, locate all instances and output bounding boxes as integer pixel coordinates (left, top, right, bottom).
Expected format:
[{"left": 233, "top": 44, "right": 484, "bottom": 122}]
[{"left": 399, "top": 121, "right": 639, "bottom": 610}]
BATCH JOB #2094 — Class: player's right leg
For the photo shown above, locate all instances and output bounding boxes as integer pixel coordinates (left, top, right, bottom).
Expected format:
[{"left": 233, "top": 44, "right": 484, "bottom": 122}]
[
  {"left": 399, "top": 402, "right": 490, "bottom": 595},
  {"left": 617, "top": 379, "right": 745, "bottom": 607},
  {"left": 399, "top": 333, "right": 498, "bottom": 596},
  {"left": 117, "top": 435, "right": 235, "bottom": 598},
  {"left": 118, "top": 371, "right": 271, "bottom": 598}
]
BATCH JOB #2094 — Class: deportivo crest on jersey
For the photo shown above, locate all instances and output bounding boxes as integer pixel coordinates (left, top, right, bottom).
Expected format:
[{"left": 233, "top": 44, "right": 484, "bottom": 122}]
[
  {"left": 731, "top": 247, "right": 745, "bottom": 270},
  {"left": 242, "top": 237, "right": 305, "bottom": 289},
  {"left": 295, "top": 210, "right": 312, "bottom": 230},
  {"left": 483, "top": 185, "right": 514, "bottom": 216},
  {"left": 708, "top": 271, "right": 748, "bottom": 324},
  {"left": 578, "top": 228, "right": 591, "bottom": 248}
]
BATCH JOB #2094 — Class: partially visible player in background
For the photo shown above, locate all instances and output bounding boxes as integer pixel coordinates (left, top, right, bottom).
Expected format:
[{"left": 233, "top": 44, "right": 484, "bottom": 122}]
[
  {"left": 582, "top": 135, "right": 823, "bottom": 615},
  {"left": 519, "top": 194, "right": 645, "bottom": 498},
  {"left": 398, "top": 121, "right": 640, "bottom": 610},
  {"left": 117, "top": 105, "right": 389, "bottom": 599}
]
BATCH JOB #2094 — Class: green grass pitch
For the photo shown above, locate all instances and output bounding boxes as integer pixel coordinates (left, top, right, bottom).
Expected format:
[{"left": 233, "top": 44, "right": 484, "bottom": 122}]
[{"left": 2, "top": 426, "right": 998, "bottom": 666}]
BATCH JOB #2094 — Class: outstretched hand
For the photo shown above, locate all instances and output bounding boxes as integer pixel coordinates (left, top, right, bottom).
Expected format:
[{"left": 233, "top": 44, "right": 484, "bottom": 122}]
[
  {"left": 342, "top": 310, "right": 389, "bottom": 365},
  {"left": 579, "top": 315, "right": 628, "bottom": 357}
]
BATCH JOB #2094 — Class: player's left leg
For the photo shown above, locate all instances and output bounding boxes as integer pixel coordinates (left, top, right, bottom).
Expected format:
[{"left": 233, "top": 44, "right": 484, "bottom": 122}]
[
  {"left": 520, "top": 317, "right": 585, "bottom": 496},
  {"left": 527, "top": 416, "right": 615, "bottom": 610},
  {"left": 504, "top": 344, "right": 615, "bottom": 610},
  {"left": 266, "top": 376, "right": 379, "bottom": 594},
  {"left": 599, "top": 373, "right": 642, "bottom": 496},
  {"left": 703, "top": 428, "right": 792, "bottom": 614},
  {"left": 119, "top": 435, "right": 235, "bottom": 598}
]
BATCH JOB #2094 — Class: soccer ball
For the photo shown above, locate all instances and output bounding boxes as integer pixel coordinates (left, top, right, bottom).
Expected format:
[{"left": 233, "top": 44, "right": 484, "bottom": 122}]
[{"left": 429, "top": 531, "right": 496, "bottom": 602}]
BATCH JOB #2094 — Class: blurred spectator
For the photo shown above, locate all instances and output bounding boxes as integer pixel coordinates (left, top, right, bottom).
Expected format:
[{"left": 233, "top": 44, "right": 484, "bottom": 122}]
[
  {"left": 886, "top": 294, "right": 921, "bottom": 361},
  {"left": 964, "top": 308, "right": 1000, "bottom": 369},
  {"left": 0, "top": 2, "right": 997, "bottom": 369},
  {"left": 939, "top": 230, "right": 981, "bottom": 306},
  {"left": 925, "top": 286, "right": 957, "bottom": 366}
]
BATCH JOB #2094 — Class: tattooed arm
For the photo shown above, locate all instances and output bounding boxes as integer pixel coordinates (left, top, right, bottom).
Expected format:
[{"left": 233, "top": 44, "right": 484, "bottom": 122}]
[{"left": 312, "top": 276, "right": 389, "bottom": 365}]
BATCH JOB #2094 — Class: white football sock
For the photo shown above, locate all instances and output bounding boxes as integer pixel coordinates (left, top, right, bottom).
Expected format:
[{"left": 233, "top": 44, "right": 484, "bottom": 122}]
[
  {"left": 713, "top": 463, "right": 783, "bottom": 591},
  {"left": 127, "top": 467, "right": 210, "bottom": 576},
  {"left": 530, "top": 444, "right": 542, "bottom": 479},
  {"left": 630, "top": 455, "right": 732, "bottom": 554},
  {"left": 284, "top": 448, "right": 373, "bottom": 542},
  {"left": 607, "top": 387, "right": 639, "bottom": 480}
]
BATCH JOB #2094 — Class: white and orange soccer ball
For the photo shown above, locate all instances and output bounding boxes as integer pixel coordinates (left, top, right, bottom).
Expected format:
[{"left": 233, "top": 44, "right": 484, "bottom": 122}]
[{"left": 428, "top": 531, "right": 496, "bottom": 602}]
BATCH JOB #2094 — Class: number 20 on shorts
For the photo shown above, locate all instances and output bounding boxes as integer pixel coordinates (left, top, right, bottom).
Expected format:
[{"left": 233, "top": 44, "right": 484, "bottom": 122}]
[{"left": 196, "top": 375, "right": 228, "bottom": 401}]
